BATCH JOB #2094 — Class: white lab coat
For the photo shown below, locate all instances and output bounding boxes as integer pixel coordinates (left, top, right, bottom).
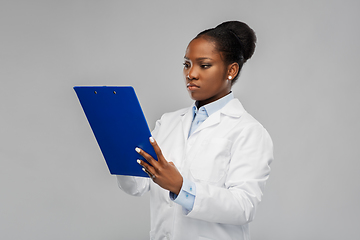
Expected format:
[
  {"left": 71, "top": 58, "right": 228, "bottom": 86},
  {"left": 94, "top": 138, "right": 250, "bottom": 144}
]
[{"left": 117, "top": 98, "right": 273, "bottom": 240}]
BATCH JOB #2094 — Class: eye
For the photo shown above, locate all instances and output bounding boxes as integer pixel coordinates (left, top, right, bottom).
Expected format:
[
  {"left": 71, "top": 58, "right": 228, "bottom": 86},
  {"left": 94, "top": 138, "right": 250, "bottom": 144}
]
[
  {"left": 183, "top": 62, "right": 190, "bottom": 69},
  {"left": 201, "top": 64, "right": 211, "bottom": 69}
]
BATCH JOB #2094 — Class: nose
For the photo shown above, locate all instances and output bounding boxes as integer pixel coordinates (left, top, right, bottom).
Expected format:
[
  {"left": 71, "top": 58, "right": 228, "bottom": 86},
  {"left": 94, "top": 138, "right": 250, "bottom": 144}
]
[{"left": 185, "top": 66, "right": 198, "bottom": 80}]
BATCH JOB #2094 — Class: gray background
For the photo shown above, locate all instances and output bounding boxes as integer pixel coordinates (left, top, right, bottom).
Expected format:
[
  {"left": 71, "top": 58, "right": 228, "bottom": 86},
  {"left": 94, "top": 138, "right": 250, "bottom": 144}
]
[{"left": 1, "top": 0, "right": 359, "bottom": 239}]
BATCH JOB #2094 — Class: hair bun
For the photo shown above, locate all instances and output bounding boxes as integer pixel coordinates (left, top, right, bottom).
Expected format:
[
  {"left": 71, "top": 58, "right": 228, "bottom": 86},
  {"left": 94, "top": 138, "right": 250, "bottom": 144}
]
[{"left": 216, "top": 21, "right": 256, "bottom": 61}]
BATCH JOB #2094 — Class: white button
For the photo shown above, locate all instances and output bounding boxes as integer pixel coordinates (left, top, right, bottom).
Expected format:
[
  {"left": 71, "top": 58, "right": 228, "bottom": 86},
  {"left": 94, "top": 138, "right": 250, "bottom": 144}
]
[{"left": 166, "top": 232, "right": 171, "bottom": 239}]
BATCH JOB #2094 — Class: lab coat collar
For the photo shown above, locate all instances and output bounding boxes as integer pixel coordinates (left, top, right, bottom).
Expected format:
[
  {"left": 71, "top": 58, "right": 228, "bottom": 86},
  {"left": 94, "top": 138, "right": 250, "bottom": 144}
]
[
  {"left": 179, "top": 98, "right": 245, "bottom": 117},
  {"left": 180, "top": 98, "right": 246, "bottom": 139},
  {"left": 219, "top": 98, "right": 246, "bottom": 118}
]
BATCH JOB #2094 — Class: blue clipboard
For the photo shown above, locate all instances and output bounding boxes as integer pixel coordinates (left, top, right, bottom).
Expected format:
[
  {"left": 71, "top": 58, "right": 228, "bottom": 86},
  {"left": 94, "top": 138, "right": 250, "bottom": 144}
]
[{"left": 74, "top": 86, "right": 156, "bottom": 177}]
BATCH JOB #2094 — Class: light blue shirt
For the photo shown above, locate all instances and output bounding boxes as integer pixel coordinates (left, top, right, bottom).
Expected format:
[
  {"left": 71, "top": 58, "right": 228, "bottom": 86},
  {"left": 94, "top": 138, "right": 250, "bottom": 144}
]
[{"left": 170, "top": 92, "right": 234, "bottom": 212}]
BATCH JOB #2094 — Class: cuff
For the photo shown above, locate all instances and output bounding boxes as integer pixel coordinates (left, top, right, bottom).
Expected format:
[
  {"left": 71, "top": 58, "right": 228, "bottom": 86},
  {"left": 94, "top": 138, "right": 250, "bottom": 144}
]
[{"left": 169, "top": 177, "right": 196, "bottom": 213}]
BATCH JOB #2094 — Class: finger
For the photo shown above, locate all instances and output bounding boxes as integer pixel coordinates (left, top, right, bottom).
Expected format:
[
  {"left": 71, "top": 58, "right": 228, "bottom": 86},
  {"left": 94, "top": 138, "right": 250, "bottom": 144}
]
[
  {"left": 135, "top": 147, "right": 157, "bottom": 167},
  {"left": 142, "top": 166, "right": 155, "bottom": 180},
  {"left": 137, "top": 159, "right": 156, "bottom": 175},
  {"left": 137, "top": 159, "right": 157, "bottom": 180},
  {"left": 149, "top": 137, "right": 167, "bottom": 164}
]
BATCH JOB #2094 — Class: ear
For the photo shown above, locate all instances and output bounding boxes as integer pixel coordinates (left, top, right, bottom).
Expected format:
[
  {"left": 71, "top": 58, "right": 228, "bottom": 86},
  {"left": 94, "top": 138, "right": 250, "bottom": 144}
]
[{"left": 227, "top": 62, "right": 239, "bottom": 81}]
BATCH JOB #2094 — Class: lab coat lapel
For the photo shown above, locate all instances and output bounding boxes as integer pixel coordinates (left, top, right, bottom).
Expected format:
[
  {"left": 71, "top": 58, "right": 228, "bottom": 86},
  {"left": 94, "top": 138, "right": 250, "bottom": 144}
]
[
  {"left": 191, "top": 99, "right": 245, "bottom": 135},
  {"left": 180, "top": 106, "right": 194, "bottom": 141},
  {"left": 192, "top": 112, "right": 221, "bottom": 134}
]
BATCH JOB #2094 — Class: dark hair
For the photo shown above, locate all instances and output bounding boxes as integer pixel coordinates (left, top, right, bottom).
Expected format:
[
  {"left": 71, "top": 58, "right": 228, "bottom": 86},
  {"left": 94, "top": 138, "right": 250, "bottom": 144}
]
[{"left": 195, "top": 21, "right": 256, "bottom": 82}]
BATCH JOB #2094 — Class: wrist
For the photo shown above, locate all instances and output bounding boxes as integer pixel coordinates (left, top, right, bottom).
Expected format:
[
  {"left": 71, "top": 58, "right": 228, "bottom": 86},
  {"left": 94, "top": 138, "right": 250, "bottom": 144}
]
[{"left": 173, "top": 176, "right": 183, "bottom": 195}]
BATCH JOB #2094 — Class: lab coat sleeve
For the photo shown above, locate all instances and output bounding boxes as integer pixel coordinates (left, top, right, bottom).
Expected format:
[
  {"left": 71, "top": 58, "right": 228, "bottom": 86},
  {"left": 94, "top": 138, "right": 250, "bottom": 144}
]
[
  {"left": 187, "top": 124, "right": 273, "bottom": 225},
  {"left": 116, "top": 118, "right": 163, "bottom": 196},
  {"left": 117, "top": 175, "right": 150, "bottom": 196}
]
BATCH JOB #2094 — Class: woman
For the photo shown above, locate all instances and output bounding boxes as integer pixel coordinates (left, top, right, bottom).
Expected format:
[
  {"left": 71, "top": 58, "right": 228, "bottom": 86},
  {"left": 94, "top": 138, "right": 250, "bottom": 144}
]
[{"left": 117, "top": 21, "right": 273, "bottom": 240}]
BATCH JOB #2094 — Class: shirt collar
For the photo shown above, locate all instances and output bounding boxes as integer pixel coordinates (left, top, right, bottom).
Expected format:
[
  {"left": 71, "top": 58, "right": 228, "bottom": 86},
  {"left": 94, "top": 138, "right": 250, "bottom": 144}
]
[{"left": 192, "top": 92, "right": 234, "bottom": 118}]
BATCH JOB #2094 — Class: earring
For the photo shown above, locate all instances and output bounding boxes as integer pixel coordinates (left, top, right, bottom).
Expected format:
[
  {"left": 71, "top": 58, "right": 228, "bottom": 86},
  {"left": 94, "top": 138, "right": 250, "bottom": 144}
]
[{"left": 228, "top": 76, "right": 232, "bottom": 80}]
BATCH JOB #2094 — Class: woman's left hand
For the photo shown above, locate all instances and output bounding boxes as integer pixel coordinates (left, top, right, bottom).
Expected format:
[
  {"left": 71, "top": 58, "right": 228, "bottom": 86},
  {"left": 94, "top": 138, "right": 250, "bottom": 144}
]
[{"left": 136, "top": 137, "right": 183, "bottom": 195}]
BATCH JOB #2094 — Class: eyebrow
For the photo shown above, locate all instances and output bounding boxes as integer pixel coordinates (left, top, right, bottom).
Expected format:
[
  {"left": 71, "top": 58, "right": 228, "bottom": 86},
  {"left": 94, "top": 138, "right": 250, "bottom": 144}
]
[{"left": 184, "top": 57, "right": 213, "bottom": 61}]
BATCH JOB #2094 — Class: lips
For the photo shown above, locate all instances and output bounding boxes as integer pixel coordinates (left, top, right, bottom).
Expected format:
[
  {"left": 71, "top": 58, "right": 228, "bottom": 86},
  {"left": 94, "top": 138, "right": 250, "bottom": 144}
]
[{"left": 187, "top": 82, "right": 199, "bottom": 90}]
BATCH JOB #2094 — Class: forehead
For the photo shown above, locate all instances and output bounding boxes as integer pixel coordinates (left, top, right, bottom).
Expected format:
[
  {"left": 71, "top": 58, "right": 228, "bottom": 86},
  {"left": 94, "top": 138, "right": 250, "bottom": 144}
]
[{"left": 185, "top": 37, "right": 220, "bottom": 60}]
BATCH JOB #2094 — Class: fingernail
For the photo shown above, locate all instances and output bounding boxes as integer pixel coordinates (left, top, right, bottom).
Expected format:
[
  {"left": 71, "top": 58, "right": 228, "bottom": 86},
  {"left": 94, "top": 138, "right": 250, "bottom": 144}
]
[
  {"left": 135, "top": 147, "right": 140, "bottom": 153},
  {"left": 137, "top": 159, "right": 141, "bottom": 164},
  {"left": 149, "top": 137, "right": 154, "bottom": 143},
  {"left": 142, "top": 168, "right": 146, "bottom": 172}
]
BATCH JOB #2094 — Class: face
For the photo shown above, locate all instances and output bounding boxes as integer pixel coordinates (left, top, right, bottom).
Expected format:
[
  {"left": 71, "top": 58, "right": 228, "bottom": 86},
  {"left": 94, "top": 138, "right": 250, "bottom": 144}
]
[{"left": 183, "top": 37, "right": 231, "bottom": 107}]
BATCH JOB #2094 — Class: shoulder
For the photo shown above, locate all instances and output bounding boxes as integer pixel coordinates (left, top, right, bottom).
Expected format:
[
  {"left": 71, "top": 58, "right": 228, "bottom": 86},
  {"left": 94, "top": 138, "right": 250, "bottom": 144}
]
[
  {"left": 152, "top": 106, "right": 191, "bottom": 130},
  {"left": 222, "top": 98, "right": 261, "bottom": 126},
  {"left": 221, "top": 98, "right": 272, "bottom": 139},
  {"left": 151, "top": 106, "right": 191, "bottom": 139},
  {"left": 161, "top": 106, "right": 190, "bottom": 119}
]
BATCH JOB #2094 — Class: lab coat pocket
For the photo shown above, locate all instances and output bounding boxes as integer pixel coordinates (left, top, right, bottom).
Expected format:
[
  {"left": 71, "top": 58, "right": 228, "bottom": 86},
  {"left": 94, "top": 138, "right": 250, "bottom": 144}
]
[{"left": 190, "top": 138, "right": 231, "bottom": 183}]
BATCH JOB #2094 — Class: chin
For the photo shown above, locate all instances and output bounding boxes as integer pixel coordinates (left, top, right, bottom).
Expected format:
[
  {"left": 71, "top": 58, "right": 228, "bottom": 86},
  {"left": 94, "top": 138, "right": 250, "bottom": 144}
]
[{"left": 188, "top": 94, "right": 202, "bottom": 102}]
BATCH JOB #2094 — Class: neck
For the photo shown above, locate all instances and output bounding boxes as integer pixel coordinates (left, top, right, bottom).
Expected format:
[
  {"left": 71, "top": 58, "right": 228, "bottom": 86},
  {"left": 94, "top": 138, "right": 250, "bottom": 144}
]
[{"left": 196, "top": 91, "right": 232, "bottom": 108}]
